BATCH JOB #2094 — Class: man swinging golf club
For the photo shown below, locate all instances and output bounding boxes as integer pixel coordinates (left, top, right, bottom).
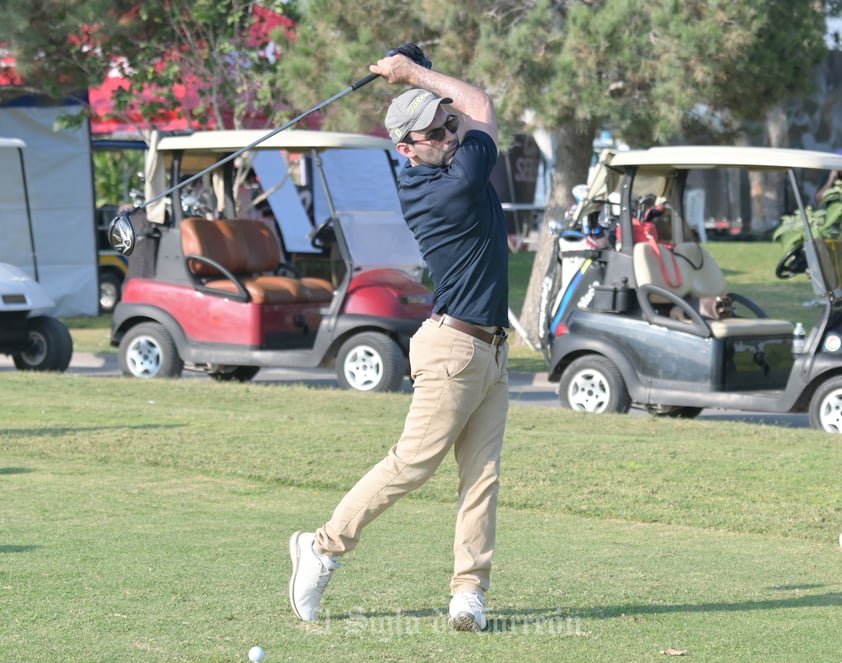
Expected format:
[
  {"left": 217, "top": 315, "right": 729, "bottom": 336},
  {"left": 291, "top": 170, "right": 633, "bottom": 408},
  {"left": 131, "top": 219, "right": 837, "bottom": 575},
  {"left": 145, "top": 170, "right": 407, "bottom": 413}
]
[{"left": 289, "top": 44, "right": 509, "bottom": 632}]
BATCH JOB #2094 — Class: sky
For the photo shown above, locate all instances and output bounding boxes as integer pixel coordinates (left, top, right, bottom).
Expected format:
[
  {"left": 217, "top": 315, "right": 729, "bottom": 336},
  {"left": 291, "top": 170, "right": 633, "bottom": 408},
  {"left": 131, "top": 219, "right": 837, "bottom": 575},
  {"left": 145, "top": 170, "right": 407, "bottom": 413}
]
[{"left": 828, "top": 15, "right": 842, "bottom": 49}]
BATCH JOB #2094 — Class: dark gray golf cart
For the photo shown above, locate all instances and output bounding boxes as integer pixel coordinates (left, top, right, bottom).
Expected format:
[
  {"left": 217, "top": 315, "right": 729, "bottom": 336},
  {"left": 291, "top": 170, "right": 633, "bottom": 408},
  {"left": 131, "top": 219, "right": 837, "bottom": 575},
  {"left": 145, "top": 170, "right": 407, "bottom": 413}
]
[{"left": 541, "top": 145, "right": 842, "bottom": 433}]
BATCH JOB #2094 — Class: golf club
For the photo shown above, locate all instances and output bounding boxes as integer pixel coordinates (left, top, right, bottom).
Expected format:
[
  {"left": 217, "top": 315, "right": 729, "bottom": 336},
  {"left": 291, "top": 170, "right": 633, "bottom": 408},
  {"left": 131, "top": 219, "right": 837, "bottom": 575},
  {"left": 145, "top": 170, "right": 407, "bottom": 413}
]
[{"left": 108, "top": 71, "right": 381, "bottom": 255}]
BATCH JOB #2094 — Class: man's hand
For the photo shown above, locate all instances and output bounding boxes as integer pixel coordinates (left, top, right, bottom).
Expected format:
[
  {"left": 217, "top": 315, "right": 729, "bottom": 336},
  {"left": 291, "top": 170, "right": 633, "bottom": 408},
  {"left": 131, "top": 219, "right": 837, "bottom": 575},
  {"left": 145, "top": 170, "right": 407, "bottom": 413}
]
[
  {"left": 369, "top": 53, "right": 418, "bottom": 84},
  {"left": 387, "top": 43, "right": 432, "bottom": 69},
  {"left": 370, "top": 43, "right": 431, "bottom": 83}
]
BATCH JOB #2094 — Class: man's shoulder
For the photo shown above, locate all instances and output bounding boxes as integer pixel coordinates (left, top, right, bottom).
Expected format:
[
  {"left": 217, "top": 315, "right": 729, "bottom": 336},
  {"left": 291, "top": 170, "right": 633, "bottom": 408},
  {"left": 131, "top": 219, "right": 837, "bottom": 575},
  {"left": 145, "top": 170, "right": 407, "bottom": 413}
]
[
  {"left": 459, "top": 130, "right": 497, "bottom": 161},
  {"left": 463, "top": 129, "right": 495, "bottom": 146}
]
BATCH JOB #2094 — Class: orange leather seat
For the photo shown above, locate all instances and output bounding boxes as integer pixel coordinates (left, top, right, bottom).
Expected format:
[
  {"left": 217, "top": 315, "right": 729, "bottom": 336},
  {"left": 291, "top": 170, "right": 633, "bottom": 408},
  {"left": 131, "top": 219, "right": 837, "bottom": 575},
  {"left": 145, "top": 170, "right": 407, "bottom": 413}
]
[{"left": 180, "top": 217, "right": 333, "bottom": 304}]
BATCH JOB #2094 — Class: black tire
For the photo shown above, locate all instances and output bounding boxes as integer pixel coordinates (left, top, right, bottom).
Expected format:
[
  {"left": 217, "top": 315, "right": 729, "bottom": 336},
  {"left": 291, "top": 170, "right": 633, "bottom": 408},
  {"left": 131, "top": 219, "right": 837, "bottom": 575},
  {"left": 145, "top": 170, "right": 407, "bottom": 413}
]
[
  {"left": 99, "top": 271, "right": 123, "bottom": 313},
  {"left": 118, "top": 322, "right": 183, "bottom": 378},
  {"left": 12, "top": 316, "right": 73, "bottom": 372},
  {"left": 808, "top": 376, "right": 842, "bottom": 433},
  {"left": 209, "top": 366, "right": 260, "bottom": 382},
  {"left": 336, "top": 332, "right": 407, "bottom": 392},
  {"left": 558, "top": 355, "right": 631, "bottom": 414}
]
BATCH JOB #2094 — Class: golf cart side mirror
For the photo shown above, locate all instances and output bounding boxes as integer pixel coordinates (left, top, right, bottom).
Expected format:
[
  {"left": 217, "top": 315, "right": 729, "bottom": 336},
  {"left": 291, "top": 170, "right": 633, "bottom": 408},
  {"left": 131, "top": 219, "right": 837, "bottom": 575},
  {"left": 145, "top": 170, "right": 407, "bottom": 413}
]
[{"left": 108, "top": 213, "right": 137, "bottom": 256}]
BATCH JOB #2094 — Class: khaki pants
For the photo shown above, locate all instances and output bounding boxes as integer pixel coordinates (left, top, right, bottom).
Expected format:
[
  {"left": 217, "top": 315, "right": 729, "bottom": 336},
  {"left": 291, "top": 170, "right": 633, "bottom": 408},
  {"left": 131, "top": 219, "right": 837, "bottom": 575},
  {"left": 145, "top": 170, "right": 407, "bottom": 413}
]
[{"left": 315, "top": 317, "right": 509, "bottom": 594}]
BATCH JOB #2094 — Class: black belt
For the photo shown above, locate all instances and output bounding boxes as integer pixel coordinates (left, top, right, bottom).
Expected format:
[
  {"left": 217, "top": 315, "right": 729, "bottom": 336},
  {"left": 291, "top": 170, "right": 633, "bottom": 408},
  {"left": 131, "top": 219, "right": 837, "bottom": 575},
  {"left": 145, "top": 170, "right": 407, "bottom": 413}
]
[{"left": 430, "top": 313, "right": 507, "bottom": 346}]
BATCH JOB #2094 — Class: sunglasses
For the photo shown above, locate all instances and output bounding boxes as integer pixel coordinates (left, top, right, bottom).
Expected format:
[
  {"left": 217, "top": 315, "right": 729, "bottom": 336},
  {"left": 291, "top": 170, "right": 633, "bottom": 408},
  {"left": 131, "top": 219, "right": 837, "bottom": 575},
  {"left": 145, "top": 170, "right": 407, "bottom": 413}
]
[{"left": 403, "top": 115, "right": 460, "bottom": 145}]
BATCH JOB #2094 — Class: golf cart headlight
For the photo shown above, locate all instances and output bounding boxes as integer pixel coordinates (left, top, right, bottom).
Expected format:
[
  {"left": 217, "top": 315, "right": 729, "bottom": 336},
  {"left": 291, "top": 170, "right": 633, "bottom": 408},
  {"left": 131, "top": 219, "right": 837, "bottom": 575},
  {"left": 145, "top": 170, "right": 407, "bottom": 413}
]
[
  {"left": 823, "top": 334, "right": 842, "bottom": 352},
  {"left": 400, "top": 293, "right": 434, "bottom": 306}
]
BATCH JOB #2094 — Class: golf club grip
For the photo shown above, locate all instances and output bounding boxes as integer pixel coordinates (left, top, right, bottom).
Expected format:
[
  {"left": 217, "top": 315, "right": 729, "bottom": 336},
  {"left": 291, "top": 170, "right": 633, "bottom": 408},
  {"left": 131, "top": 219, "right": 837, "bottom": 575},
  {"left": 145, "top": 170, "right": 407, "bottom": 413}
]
[{"left": 350, "top": 72, "right": 380, "bottom": 90}]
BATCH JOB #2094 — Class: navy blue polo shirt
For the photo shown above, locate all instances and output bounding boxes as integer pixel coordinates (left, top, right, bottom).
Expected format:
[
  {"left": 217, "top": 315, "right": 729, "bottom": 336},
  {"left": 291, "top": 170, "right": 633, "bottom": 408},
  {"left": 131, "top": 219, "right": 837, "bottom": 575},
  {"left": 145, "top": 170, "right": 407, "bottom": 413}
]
[{"left": 397, "top": 130, "right": 509, "bottom": 328}]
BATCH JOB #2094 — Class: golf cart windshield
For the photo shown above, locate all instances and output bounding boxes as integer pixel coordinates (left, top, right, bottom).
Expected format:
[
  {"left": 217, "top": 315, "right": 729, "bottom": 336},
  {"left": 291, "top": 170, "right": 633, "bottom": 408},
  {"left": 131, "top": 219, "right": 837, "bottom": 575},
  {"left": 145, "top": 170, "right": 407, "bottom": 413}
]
[
  {"left": 147, "top": 129, "right": 424, "bottom": 279},
  {"left": 0, "top": 138, "right": 36, "bottom": 277}
]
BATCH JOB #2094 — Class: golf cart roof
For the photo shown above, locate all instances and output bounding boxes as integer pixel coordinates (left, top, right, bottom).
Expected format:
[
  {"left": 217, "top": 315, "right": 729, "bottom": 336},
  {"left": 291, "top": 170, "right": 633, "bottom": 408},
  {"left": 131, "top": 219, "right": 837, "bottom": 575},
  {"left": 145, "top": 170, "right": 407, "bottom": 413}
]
[
  {"left": 603, "top": 145, "right": 842, "bottom": 171},
  {"left": 0, "top": 137, "right": 25, "bottom": 150},
  {"left": 155, "top": 129, "right": 394, "bottom": 154}
]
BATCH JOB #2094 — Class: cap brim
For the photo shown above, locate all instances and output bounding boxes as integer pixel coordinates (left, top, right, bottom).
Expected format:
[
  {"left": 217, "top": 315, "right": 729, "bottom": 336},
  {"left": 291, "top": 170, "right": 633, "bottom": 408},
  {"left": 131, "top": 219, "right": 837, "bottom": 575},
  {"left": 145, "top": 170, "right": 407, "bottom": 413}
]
[{"left": 408, "top": 96, "right": 454, "bottom": 134}]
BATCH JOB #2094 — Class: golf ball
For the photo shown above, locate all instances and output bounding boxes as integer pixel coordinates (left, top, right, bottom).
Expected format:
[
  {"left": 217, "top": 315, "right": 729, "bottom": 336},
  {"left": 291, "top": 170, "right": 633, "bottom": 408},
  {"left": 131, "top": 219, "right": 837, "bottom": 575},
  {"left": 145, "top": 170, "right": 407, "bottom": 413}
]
[
  {"left": 248, "top": 645, "right": 265, "bottom": 662},
  {"left": 839, "top": 532, "right": 842, "bottom": 549}
]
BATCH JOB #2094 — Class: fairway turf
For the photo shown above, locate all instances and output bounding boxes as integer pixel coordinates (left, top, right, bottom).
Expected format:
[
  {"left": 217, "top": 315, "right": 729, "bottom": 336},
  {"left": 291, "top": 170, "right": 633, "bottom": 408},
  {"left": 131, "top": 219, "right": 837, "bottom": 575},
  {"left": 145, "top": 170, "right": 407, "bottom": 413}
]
[{"left": 2, "top": 373, "right": 841, "bottom": 662}]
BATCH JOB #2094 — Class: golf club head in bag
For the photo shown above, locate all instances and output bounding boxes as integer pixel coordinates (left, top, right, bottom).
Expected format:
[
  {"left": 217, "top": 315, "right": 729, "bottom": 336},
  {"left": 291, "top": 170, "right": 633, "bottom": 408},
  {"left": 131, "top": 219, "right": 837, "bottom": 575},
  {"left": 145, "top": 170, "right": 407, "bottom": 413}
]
[{"left": 109, "top": 212, "right": 137, "bottom": 256}]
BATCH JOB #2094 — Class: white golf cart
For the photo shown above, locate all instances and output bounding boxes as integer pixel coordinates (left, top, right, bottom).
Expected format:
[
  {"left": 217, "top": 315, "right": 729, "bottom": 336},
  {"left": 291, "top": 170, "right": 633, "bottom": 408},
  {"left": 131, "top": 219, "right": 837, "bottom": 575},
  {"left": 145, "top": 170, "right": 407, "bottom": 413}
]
[{"left": 0, "top": 137, "right": 73, "bottom": 371}]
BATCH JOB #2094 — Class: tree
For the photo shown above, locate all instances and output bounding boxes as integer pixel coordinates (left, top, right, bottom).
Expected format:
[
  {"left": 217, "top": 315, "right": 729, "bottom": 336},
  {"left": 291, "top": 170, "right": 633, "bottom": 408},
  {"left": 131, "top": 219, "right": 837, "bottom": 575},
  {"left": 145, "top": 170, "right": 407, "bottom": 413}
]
[
  {"left": 0, "top": 0, "right": 137, "bottom": 103},
  {"left": 269, "top": 0, "right": 435, "bottom": 134},
  {"left": 276, "top": 0, "right": 834, "bottom": 343},
  {"left": 103, "top": 0, "right": 298, "bottom": 132},
  {"left": 1, "top": 1, "right": 298, "bottom": 135}
]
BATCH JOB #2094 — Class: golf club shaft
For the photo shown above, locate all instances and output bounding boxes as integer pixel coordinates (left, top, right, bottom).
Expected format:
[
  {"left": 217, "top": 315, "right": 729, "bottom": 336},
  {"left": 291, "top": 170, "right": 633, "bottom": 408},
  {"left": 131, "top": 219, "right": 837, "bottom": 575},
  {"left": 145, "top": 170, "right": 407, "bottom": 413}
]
[{"left": 128, "top": 72, "right": 381, "bottom": 217}]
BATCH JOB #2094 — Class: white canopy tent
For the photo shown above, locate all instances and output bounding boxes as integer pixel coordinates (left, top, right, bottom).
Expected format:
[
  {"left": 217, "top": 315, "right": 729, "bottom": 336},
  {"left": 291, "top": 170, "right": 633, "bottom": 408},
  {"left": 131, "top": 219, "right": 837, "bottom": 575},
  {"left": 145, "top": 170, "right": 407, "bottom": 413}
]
[{"left": 0, "top": 104, "right": 98, "bottom": 316}]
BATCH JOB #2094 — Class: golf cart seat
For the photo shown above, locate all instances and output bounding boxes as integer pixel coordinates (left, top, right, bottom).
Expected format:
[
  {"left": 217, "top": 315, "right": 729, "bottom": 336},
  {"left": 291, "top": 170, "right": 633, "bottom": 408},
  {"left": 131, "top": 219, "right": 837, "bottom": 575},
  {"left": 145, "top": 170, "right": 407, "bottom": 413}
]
[
  {"left": 180, "top": 216, "right": 334, "bottom": 304},
  {"left": 634, "top": 241, "right": 794, "bottom": 338},
  {"left": 633, "top": 239, "right": 689, "bottom": 301}
]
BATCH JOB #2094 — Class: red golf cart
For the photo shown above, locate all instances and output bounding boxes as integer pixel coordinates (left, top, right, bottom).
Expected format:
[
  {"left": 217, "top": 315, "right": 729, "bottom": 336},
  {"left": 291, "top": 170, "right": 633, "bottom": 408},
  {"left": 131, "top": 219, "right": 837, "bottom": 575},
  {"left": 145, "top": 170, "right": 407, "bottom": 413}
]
[{"left": 111, "top": 129, "right": 432, "bottom": 391}]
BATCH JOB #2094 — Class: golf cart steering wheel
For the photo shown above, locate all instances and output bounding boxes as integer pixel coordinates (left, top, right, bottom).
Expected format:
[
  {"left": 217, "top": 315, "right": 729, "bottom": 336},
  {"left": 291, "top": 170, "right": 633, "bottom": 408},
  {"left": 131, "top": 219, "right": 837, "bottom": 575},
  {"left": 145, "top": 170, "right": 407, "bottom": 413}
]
[
  {"left": 309, "top": 217, "right": 336, "bottom": 251},
  {"left": 775, "top": 242, "right": 808, "bottom": 279}
]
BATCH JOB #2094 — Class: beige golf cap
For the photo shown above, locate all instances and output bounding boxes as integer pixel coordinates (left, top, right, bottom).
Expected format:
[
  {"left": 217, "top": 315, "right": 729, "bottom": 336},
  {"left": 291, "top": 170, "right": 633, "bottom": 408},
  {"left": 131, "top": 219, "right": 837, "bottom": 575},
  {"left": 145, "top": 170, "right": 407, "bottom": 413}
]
[{"left": 385, "top": 89, "right": 453, "bottom": 145}]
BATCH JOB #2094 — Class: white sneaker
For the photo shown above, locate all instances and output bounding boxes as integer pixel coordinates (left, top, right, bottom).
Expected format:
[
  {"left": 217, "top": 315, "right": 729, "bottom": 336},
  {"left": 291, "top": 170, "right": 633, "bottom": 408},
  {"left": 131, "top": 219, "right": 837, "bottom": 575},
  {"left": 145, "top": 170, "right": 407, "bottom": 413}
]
[
  {"left": 448, "top": 592, "right": 488, "bottom": 632},
  {"left": 288, "top": 531, "right": 339, "bottom": 621}
]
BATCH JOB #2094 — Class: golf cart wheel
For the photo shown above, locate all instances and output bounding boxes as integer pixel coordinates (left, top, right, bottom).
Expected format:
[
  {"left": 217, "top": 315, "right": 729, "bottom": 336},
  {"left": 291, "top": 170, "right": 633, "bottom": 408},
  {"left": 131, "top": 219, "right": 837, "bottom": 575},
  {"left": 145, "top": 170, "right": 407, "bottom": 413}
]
[
  {"left": 209, "top": 366, "right": 260, "bottom": 382},
  {"left": 558, "top": 355, "right": 631, "bottom": 414},
  {"left": 336, "top": 332, "right": 407, "bottom": 392},
  {"left": 12, "top": 316, "right": 73, "bottom": 372},
  {"left": 99, "top": 271, "right": 123, "bottom": 313},
  {"left": 808, "top": 376, "right": 842, "bottom": 433},
  {"left": 118, "top": 322, "right": 183, "bottom": 379}
]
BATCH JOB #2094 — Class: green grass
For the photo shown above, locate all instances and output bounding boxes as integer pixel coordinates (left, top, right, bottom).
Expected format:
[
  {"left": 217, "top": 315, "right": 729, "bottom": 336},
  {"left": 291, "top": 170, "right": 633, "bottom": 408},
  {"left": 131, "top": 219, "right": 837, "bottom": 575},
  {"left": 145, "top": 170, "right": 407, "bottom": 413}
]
[
  {"left": 2, "top": 373, "right": 841, "bottom": 662},
  {"left": 61, "top": 314, "right": 113, "bottom": 355},
  {"left": 704, "top": 242, "right": 817, "bottom": 323},
  {"left": 507, "top": 249, "right": 535, "bottom": 315}
]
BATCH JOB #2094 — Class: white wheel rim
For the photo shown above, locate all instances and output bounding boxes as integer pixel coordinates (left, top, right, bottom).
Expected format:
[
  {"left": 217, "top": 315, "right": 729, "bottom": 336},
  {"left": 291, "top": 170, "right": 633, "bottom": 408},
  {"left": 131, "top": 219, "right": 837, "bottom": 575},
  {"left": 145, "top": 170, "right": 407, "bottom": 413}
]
[
  {"left": 342, "top": 344, "right": 383, "bottom": 391},
  {"left": 818, "top": 389, "right": 842, "bottom": 432},
  {"left": 126, "top": 335, "right": 163, "bottom": 377},
  {"left": 100, "top": 282, "right": 119, "bottom": 310},
  {"left": 567, "top": 368, "right": 610, "bottom": 413},
  {"left": 20, "top": 330, "right": 48, "bottom": 365}
]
